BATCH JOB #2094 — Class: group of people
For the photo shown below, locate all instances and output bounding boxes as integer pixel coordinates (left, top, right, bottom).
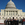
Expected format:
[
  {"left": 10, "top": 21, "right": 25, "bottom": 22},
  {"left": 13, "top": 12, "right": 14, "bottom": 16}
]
[
  {"left": 4, "top": 17, "right": 25, "bottom": 25},
  {"left": 4, "top": 19, "right": 19, "bottom": 25}
]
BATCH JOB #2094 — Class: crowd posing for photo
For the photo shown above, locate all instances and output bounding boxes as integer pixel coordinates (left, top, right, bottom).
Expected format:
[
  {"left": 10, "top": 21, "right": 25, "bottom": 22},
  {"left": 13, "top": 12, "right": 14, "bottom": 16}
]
[{"left": 4, "top": 17, "right": 25, "bottom": 25}]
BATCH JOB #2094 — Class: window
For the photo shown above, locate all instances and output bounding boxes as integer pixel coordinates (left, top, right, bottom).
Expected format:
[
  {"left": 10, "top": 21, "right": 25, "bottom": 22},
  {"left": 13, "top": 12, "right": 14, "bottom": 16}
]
[
  {"left": 18, "top": 15, "right": 19, "bottom": 16},
  {"left": 16, "top": 11, "right": 17, "bottom": 15},
  {"left": 9, "top": 11, "right": 10, "bottom": 15},
  {"left": 3, "top": 17, "right": 4, "bottom": 19},
  {"left": 16, "top": 11, "right": 17, "bottom": 12},
  {"left": 9, "top": 12, "right": 10, "bottom": 15},
  {"left": 13, "top": 11, "right": 14, "bottom": 15},
  {"left": 2, "top": 13, "right": 3, "bottom": 15},
  {"left": 9, "top": 17, "right": 11, "bottom": 19},
  {"left": 11, "top": 11, "right": 12, "bottom": 12},
  {"left": 11, "top": 11, "right": 12, "bottom": 15},
  {"left": 16, "top": 17, "right": 18, "bottom": 19},
  {"left": 2, "top": 17, "right": 4, "bottom": 19},
  {"left": 7, "top": 11, "right": 8, "bottom": 15},
  {"left": 19, "top": 17, "right": 21, "bottom": 18},
  {"left": 16, "top": 17, "right": 17, "bottom": 18}
]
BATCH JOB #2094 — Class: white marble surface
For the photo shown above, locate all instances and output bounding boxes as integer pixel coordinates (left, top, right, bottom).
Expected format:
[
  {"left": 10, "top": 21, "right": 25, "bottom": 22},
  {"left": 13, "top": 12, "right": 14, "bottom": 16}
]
[{"left": 0, "top": 19, "right": 4, "bottom": 23}]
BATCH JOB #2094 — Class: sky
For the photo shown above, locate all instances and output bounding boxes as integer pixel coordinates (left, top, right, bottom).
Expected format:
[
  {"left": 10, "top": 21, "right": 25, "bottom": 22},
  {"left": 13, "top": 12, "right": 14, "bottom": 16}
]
[{"left": 0, "top": 0, "right": 25, "bottom": 12}]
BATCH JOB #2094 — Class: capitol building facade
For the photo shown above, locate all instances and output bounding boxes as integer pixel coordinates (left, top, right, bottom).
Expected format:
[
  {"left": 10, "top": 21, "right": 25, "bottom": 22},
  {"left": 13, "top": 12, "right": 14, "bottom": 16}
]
[{"left": 0, "top": 0, "right": 25, "bottom": 20}]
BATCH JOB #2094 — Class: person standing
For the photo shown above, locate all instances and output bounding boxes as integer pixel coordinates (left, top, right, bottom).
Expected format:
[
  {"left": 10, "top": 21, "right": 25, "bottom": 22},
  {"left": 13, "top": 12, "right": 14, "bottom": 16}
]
[
  {"left": 13, "top": 17, "right": 15, "bottom": 25},
  {"left": 4, "top": 19, "right": 7, "bottom": 25},
  {"left": 12, "top": 19, "right": 13, "bottom": 25},
  {"left": 14, "top": 19, "right": 16, "bottom": 25},
  {"left": 4, "top": 20, "right": 5, "bottom": 25},
  {"left": 7, "top": 19, "right": 9, "bottom": 25},
  {"left": 16, "top": 19, "right": 19, "bottom": 25}
]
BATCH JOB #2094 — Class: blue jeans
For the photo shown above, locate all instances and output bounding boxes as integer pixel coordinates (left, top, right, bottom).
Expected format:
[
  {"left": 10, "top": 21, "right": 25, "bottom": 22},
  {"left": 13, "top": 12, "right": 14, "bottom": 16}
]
[{"left": 23, "top": 22, "right": 25, "bottom": 24}]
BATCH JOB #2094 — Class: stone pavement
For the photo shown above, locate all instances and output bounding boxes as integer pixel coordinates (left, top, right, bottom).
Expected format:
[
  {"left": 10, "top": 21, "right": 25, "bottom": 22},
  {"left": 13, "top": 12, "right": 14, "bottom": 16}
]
[
  {"left": 0, "top": 24, "right": 4, "bottom": 25},
  {"left": 0, "top": 24, "right": 22, "bottom": 25},
  {"left": 0, "top": 23, "right": 25, "bottom": 25}
]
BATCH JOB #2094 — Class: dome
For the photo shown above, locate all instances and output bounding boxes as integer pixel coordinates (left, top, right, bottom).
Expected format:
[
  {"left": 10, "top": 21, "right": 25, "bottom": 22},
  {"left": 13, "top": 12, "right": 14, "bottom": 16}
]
[{"left": 5, "top": 0, "right": 16, "bottom": 9}]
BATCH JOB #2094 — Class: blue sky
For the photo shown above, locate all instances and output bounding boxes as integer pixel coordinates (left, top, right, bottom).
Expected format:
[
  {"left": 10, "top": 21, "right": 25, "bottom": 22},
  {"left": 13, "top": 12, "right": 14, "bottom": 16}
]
[{"left": 0, "top": 0, "right": 25, "bottom": 12}]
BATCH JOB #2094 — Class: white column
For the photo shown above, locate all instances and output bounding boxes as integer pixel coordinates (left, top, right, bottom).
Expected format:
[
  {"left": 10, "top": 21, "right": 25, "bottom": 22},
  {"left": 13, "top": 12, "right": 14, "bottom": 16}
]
[
  {"left": 4, "top": 11, "right": 7, "bottom": 16},
  {"left": 6, "top": 12, "right": 7, "bottom": 16}
]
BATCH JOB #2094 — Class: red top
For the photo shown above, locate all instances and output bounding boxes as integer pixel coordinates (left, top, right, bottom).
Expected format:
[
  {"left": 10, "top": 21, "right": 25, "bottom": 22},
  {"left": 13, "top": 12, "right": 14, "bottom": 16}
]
[{"left": 23, "top": 19, "right": 25, "bottom": 22}]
